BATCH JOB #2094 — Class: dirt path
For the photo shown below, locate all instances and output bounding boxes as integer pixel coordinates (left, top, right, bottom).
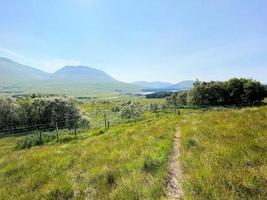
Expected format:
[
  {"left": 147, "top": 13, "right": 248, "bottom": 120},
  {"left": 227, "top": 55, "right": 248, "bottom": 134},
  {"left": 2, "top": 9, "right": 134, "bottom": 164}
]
[{"left": 166, "top": 127, "right": 183, "bottom": 200}]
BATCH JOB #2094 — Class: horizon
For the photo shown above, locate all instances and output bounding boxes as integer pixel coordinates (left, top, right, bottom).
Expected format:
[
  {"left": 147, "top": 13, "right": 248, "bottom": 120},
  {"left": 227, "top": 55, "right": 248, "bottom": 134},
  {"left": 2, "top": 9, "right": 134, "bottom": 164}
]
[
  {"left": 0, "top": 0, "right": 267, "bottom": 83},
  {"left": 1, "top": 56, "right": 266, "bottom": 85}
]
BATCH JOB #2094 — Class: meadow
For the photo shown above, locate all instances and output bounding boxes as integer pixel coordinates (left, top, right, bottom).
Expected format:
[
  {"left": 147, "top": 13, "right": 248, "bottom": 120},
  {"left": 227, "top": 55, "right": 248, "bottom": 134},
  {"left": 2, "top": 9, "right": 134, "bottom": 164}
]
[
  {"left": 0, "top": 98, "right": 178, "bottom": 200},
  {"left": 179, "top": 106, "right": 267, "bottom": 200},
  {"left": 0, "top": 97, "right": 266, "bottom": 199}
]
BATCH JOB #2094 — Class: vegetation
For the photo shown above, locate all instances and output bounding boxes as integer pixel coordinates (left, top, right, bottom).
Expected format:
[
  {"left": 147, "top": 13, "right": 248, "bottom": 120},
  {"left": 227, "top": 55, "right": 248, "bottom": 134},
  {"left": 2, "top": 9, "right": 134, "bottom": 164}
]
[
  {"left": 0, "top": 89, "right": 266, "bottom": 199},
  {"left": 146, "top": 91, "right": 173, "bottom": 99},
  {"left": 0, "top": 111, "right": 178, "bottom": 200},
  {"left": 180, "top": 106, "right": 267, "bottom": 200},
  {"left": 0, "top": 96, "right": 82, "bottom": 133},
  {"left": 111, "top": 101, "right": 144, "bottom": 121},
  {"left": 167, "top": 78, "right": 266, "bottom": 108}
]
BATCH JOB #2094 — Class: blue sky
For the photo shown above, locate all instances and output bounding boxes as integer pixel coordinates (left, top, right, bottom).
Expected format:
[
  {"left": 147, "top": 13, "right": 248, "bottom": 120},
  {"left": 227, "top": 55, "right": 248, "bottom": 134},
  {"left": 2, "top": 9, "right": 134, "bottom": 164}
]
[{"left": 0, "top": 0, "right": 266, "bottom": 83}]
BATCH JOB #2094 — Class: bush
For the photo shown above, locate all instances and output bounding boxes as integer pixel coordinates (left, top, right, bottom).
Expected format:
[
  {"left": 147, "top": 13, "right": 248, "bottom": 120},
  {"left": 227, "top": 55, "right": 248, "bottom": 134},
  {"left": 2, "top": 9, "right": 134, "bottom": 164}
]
[
  {"left": 16, "top": 134, "right": 44, "bottom": 149},
  {"left": 78, "top": 115, "right": 90, "bottom": 128},
  {"left": 16, "top": 132, "right": 57, "bottom": 149},
  {"left": 111, "top": 105, "right": 121, "bottom": 112},
  {"left": 120, "top": 102, "right": 143, "bottom": 120}
]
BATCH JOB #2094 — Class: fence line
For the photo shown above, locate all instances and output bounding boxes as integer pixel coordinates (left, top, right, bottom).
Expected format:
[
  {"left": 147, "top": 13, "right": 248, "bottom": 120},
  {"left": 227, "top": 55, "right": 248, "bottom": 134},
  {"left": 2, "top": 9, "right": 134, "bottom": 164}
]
[{"left": 0, "top": 118, "right": 79, "bottom": 135}]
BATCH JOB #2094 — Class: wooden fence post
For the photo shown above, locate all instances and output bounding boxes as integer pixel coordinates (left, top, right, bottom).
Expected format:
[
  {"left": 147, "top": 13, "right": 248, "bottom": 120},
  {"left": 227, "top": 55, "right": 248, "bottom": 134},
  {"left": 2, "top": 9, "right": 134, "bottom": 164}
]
[
  {"left": 74, "top": 122, "right": 77, "bottom": 139},
  {"left": 104, "top": 113, "right": 107, "bottom": 131},
  {"left": 56, "top": 122, "right": 59, "bottom": 142}
]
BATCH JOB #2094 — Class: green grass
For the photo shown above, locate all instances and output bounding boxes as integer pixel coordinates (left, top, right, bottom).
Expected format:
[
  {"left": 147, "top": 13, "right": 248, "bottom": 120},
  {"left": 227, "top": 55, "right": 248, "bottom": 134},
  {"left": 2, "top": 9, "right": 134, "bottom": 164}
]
[
  {"left": 0, "top": 112, "right": 178, "bottom": 200},
  {"left": 180, "top": 106, "right": 267, "bottom": 200},
  {"left": 80, "top": 97, "right": 164, "bottom": 128},
  {"left": 0, "top": 97, "right": 266, "bottom": 200}
]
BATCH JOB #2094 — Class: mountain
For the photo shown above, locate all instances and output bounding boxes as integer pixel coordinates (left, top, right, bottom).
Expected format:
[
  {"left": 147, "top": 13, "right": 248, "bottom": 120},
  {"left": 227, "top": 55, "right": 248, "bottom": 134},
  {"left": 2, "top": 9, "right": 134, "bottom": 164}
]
[
  {"left": 167, "top": 80, "right": 194, "bottom": 90},
  {"left": 141, "top": 80, "right": 195, "bottom": 92},
  {"left": 132, "top": 81, "right": 172, "bottom": 89},
  {"left": 52, "top": 66, "right": 116, "bottom": 83},
  {"left": 0, "top": 57, "right": 49, "bottom": 84},
  {"left": 0, "top": 57, "right": 139, "bottom": 95}
]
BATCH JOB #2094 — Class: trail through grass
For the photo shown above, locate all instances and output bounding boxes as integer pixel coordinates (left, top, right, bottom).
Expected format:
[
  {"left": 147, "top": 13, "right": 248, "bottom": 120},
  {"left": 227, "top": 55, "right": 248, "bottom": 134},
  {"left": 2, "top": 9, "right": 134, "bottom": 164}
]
[
  {"left": 166, "top": 128, "right": 183, "bottom": 199},
  {"left": 0, "top": 113, "right": 178, "bottom": 200}
]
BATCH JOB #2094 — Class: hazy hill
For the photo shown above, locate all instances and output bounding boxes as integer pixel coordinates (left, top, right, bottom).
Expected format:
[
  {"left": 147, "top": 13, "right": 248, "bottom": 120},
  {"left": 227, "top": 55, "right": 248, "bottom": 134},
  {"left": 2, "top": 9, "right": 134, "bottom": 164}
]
[
  {"left": 167, "top": 80, "right": 194, "bottom": 90},
  {"left": 132, "top": 81, "right": 172, "bottom": 89},
  {"left": 142, "top": 80, "right": 195, "bottom": 92},
  {"left": 0, "top": 57, "right": 195, "bottom": 95},
  {"left": 0, "top": 57, "right": 139, "bottom": 95},
  {"left": 0, "top": 57, "right": 49, "bottom": 84},
  {"left": 52, "top": 66, "right": 116, "bottom": 83}
]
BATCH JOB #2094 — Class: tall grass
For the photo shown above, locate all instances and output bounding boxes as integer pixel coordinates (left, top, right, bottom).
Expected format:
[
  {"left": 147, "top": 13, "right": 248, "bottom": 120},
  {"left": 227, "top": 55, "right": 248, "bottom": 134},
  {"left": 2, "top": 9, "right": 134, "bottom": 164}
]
[
  {"left": 0, "top": 113, "right": 178, "bottom": 199},
  {"left": 180, "top": 106, "right": 267, "bottom": 200}
]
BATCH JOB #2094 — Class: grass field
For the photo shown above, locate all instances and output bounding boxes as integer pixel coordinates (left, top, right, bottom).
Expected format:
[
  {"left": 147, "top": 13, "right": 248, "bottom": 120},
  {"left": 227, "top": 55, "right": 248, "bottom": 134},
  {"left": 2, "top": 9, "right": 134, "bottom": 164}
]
[
  {"left": 179, "top": 106, "right": 267, "bottom": 200},
  {"left": 0, "top": 97, "right": 266, "bottom": 200},
  {"left": 0, "top": 110, "right": 178, "bottom": 200}
]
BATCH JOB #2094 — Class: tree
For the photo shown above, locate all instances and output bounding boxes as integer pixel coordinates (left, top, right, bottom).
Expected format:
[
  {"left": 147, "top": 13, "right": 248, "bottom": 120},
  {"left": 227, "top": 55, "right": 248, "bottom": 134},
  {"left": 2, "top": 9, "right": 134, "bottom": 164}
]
[
  {"left": 176, "top": 91, "right": 188, "bottom": 106},
  {"left": 0, "top": 97, "right": 18, "bottom": 130},
  {"left": 120, "top": 102, "right": 143, "bottom": 121},
  {"left": 147, "top": 103, "right": 159, "bottom": 112},
  {"left": 181, "top": 78, "right": 265, "bottom": 107},
  {"left": 0, "top": 96, "right": 82, "bottom": 133}
]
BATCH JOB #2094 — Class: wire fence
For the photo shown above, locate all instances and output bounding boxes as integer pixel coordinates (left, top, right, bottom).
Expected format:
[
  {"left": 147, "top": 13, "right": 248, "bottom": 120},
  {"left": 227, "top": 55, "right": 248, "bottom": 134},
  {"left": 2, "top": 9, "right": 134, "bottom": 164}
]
[{"left": 0, "top": 118, "right": 79, "bottom": 136}]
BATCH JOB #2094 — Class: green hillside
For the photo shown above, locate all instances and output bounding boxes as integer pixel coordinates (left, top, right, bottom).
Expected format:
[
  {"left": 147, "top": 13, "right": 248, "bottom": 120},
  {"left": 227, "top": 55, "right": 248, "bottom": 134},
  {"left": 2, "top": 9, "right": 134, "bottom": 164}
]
[
  {"left": 0, "top": 97, "right": 266, "bottom": 199},
  {"left": 0, "top": 57, "right": 49, "bottom": 84}
]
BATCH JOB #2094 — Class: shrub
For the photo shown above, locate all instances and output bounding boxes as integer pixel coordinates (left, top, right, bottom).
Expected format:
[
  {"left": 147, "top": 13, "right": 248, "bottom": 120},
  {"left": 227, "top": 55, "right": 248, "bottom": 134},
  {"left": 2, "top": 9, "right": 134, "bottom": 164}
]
[
  {"left": 111, "top": 105, "right": 121, "bottom": 112},
  {"left": 79, "top": 115, "right": 90, "bottom": 128},
  {"left": 16, "top": 134, "right": 44, "bottom": 149},
  {"left": 16, "top": 132, "right": 57, "bottom": 149},
  {"left": 147, "top": 103, "right": 159, "bottom": 112},
  {"left": 120, "top": 102, "right": 143, "bottom": 120}
]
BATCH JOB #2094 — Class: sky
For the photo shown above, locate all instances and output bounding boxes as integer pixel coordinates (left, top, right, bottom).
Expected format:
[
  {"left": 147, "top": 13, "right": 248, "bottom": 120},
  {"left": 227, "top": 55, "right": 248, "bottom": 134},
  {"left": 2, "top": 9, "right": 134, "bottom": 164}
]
[{"left": 0, "top": 0, "right": 266, "bottom": 83}]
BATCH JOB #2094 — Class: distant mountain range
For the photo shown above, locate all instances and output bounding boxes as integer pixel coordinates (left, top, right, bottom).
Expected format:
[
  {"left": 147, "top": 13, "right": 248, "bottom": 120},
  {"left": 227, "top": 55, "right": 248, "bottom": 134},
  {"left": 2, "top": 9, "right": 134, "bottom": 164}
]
[
  {"left": 0, "top": 57, "right": 138, "bottom": 95},
  {"left": 132, "top": 81, "right": 172, "bottom": 89},
  {"left": 0, "top": 57, "right": 49, "bottom": 84},
  {"left": 135, "top": 80, "right": 195, "bottom": 92},
  {"left": 0, "top": 57, "right": 195, "bottom": 96}
]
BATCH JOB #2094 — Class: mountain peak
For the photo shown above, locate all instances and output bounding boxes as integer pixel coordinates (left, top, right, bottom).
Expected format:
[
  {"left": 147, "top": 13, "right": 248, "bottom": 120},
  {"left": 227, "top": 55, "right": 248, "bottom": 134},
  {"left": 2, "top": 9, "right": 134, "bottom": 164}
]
[{"left": 53, "top": 65, "right": 116, "bottom": 83}]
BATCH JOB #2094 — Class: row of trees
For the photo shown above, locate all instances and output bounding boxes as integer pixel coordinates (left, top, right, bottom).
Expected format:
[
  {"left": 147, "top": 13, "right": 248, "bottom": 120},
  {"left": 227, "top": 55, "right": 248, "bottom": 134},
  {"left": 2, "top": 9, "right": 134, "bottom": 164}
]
[
  {"left": 0, "top": 96, "right": 87, "bottom": 133},
  {"left": 166, "top": 78, "right": 266, "bottom": 107},
  {"left": 145, "top": 92, "right": 172, "bottom": 99}
]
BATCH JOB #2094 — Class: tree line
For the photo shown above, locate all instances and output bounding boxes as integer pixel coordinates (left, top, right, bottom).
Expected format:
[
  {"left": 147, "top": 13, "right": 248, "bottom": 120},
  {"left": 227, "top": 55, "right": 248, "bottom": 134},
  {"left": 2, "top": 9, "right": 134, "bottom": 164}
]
[
  {"left": 0, "top": 96, "right": 88, "bottom": 134},
  {"left": 146, "top": 91, "right": 172, "bottom": 99},
  {"left": 166, "top": 78, "right": 266, "bottom": 108}
]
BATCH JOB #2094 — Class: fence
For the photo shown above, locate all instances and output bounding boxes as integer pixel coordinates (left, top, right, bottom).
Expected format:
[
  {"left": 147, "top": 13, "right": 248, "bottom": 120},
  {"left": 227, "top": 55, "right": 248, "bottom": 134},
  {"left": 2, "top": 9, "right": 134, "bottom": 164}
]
[{"left": 0, "top": 118, "right": 79, "bottom": 137}]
